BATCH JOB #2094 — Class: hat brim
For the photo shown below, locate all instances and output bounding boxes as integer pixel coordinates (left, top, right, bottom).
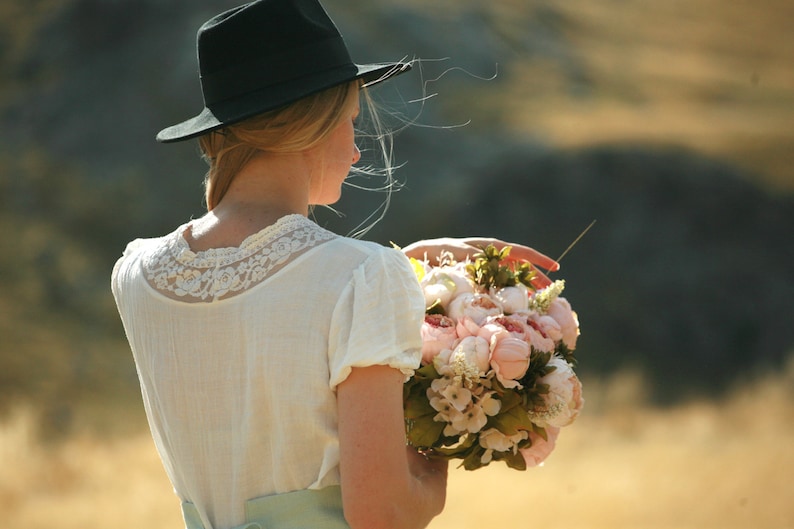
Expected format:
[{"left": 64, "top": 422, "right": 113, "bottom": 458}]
[{"left": 155, "top": 61, "right": 411, "bottom": 144}]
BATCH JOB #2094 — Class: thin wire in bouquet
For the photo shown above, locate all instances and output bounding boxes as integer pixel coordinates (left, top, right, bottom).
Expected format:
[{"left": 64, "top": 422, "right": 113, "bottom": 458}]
[{"left": 404, "top": 245, "right": 583, "bottom": 471}]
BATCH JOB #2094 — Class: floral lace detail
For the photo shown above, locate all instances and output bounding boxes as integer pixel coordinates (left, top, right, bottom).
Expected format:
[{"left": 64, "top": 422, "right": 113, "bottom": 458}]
[{"left": 143, "top": 214, "right": 336, "bottom": 302}]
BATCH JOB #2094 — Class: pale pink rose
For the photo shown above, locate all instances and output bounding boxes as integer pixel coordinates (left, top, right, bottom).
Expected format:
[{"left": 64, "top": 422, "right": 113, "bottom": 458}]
[
  {"left": 420, "top": 270, "right": 457, "bottom": 310},
  {"left": 489, "top": 315, "right": 528, "bottom": 340},
  {"left": 490, "top": 334, "right": 531, "bottom": 388},
  {"left": 455, "top": 317, "right": 506, "bottom": 346},
  {"left": 455, "top": 316, "right": 481, "bottom": 339},
  {"left": 441, "top": 263, "right": 475, "bottom": 295},
  {"left": 524, "top": 316, "right": 556, "bottom": 353},
  {"left": 490, "top": 284, "right": 529, "bottom": 314},
  {"left": 519, "top": 426, "right": 560, "bottom": 467},
  {"left": 531, "top": 357, "right": 584, "bottom": 428},
  {"left": 452, "top": 336, "right": 491, "bottom": 375},
  {"left": 533, "top": 314, "right": 563, "bottom": 343},
  {"left": 420, "top": 314, "right": 459, "bottom": 364},
  {"left": 547, "top": 297, "right": 579, "bottom": 350},
  {"left": 477, "top": 322, "right": 506, "bottom": 344},
  {"left": 447, "top": 292, "right": 502, "bottom": 325},
  {"left": 420, "top": 264, "right": 474, "bottom": 310},
  {"left": 487, "top": 327, "right": 511, "bottom": 346}
]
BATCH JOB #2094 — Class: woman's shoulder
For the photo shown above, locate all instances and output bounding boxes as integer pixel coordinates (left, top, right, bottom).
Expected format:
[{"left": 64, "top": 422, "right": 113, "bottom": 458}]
[
  {"left": 321, "top": 235, "right": 410, "bottom": 268},
  {"left": 314, "top": 238, "right": 420, "bottom": 297},
  {"left": 118, "top": 225, "right": 184, "bottom": 261},
  {"left": 111, "top": 225, "right": 186, "bottom": 283}
]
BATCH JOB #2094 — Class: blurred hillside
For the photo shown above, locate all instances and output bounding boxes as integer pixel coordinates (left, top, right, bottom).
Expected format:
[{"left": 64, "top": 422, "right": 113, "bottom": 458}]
[{"left": 1, "top": 0, "right": 792, "bottom": 427}]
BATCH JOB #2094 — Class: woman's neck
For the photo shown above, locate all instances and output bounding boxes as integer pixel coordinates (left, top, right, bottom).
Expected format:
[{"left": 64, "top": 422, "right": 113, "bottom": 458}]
[{"left": 186, "top": 152, "right": 312, "bottom": 251}]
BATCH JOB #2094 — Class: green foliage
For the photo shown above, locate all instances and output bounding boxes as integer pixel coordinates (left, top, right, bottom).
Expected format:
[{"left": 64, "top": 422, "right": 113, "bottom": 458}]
[
  {"left": 404, "top": 354, "right": 563, "bottom": 471},
  {"left": 487, "top": 394, "right": 534, "bottom": 435},
  {"left": 403, "top": 364, "right": 445, "bottom": 447},
  {"left": 466, "top": 245, "right": 536, "bottom": 290},
  {"left": 556, "top": 341, "right": 577, "bottom": 367},
  {"left": 517, "top": 350, "right": 556, "bottom": 409}
]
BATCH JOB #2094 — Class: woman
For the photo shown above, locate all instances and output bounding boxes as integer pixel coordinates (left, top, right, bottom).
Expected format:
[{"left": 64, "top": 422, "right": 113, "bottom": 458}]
[{"left": 112, "top": 1, "right": 558, "bottom": 528}]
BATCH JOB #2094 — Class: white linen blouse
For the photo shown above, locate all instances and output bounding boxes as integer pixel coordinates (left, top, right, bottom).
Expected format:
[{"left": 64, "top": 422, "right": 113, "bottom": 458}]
[{"left": 111, "top": 214, "right": 425, "bottom": 529}]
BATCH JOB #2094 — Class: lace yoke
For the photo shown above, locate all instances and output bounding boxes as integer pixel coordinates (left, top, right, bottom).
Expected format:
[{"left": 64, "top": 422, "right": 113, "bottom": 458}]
[{"left": 142, "top": 214, "right": 336, "bottom": 302}]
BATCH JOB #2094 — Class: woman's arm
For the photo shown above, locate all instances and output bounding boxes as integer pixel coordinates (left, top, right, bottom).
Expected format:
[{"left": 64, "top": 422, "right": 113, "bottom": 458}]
[
  {"left": 338, "top": 365, "right": 448, "bottom": 529},
  {"left": 402, "top": 237, "right": 560, "bottom": 288}
]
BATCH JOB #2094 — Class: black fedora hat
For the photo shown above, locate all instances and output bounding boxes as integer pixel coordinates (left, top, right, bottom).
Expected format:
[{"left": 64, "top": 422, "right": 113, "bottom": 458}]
[{"left": 156, "top": 0, "right": 411, "bottom": 143}]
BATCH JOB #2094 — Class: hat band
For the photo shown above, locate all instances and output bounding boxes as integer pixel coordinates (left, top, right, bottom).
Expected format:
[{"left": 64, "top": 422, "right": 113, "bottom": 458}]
[{"left": 201, "top": 36, "right": 354, "bottom": 107}]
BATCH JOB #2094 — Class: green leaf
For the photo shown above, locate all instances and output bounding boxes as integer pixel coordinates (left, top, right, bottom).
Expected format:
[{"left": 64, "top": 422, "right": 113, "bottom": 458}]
[
  {"left": 495, "top": 387, "right": 523, "bottom": 412},
  {"left": 404, "top": 393, "right": 436, "bottom": 420},
  {"left": 533, "top": 424, "right": 549, "bottom": 441},
  {"left": 501, "top": 450, "right": 528, "bottom": 471},
  {"left": 426, "top": 299, "right": 445, "bottom": 315},
  {"left": 406, "top": 417, "right": 446, "bottom": 448},
  {"left": 414, "top": 363, "right": 440, "bottom": 380},
  {"left": 489, "top": 403, "right": 534, "bottom": 435},
  {"left": 461, "top": 444, "right": 486, "bottom": 471}
]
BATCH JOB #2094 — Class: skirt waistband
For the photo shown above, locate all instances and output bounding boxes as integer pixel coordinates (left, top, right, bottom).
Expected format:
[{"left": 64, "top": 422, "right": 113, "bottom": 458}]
[{"left": 182, "top": 486, "right": 349, "bottom": 529}]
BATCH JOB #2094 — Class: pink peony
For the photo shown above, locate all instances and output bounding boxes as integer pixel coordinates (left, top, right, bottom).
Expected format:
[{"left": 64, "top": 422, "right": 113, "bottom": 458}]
[
  {"left": 419, "top": 264, "right": 474, "bottom": 311},
  {"left": 490, "top": 315, "right": 529, "bottom": 340},
  {"left": 455, "top": 316, "right": 481, "bottom": 339},
  {"left": 490, "top": 332, "right": 531, "bottom": 388},
  {"left": 441, "top": 263, "right": 475, "bottom": 295},
  {"left": 447, "top": 292, "right": 502, "bottom": 325},
  {"left": 490, "top": 284, "right": 529, "bottom": 314},
  {"left": 519, "top": 426, "right": 560, "bottom": 467},
  {"left": 420, "top": 314, "right": 459, "bottom": 364},
  {"left": 532, "top": 314, "right": 563, "bottom": 343},
  {"left": 452, "top": 336, "right": 491, "bottom": 375},
  {"left": 524, "top": 316, "right": 556, "bottom": 353},
  {"left": 456, "top": 316, "right": 506, "bottom": 345},
  {"left": 547, "top": 297, "right": 579, "bottom": 350},
  {"left": 531, "top": 357, "right": 584, "bottom": 428}
]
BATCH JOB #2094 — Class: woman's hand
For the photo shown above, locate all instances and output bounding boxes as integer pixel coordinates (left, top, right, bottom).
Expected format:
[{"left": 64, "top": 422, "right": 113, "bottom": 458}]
[
  {"left": 401, "top": 237, "right": 560, "bottom": 289},
  {"left": 405, "top": 446, "right": 448, "bottom": 486}
]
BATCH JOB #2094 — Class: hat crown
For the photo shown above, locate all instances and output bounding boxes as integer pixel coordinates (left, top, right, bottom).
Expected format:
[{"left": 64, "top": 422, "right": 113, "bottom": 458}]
[{"left": 198, "top": 0, "right": 343, "bottom": 76}]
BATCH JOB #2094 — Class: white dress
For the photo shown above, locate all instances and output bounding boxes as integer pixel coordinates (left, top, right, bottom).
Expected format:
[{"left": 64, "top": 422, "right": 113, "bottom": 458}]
[{"left": 111, "top": 214, "right": 424, "bottom": 529}]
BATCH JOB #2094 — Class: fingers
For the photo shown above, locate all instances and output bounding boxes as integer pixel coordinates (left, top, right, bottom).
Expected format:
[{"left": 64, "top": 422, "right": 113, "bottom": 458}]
[
  {"left": 530, "top": 267, "right": 553, "bottom": 289},
  {"left": 504, "top": 245, "right": 560, "bottom": 272},
  {"left": 402, "top": 238, "right": 560, "bottom": 274}
]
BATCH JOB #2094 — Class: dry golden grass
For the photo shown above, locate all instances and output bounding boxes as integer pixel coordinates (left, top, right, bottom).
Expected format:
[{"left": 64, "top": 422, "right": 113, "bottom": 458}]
[
  {"left": 436, "top": 367, "right": 794, "bottom": 529},
  {"left": 2, "top": 364, "right": 792, "bottom": 529}
]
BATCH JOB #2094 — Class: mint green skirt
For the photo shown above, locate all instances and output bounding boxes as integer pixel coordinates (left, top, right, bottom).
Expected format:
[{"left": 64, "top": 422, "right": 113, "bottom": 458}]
[{"left": 181, "top": 486, "right": 350, "bottom": 529}]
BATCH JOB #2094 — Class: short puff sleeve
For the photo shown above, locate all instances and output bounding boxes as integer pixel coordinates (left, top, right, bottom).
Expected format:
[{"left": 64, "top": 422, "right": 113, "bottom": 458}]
[{"left": 327, "top": 247, "right": 425, "bottom": 389}]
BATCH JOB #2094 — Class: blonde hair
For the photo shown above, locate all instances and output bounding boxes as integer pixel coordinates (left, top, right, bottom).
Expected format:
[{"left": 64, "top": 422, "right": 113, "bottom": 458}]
[{"left": 198, "top": 81, "right": 359, "bottom": 210}]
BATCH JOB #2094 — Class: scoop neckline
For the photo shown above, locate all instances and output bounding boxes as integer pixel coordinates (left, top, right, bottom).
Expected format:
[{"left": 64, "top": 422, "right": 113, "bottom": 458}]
[{"left": 175, "top": 213, "right": 309, "bottom": 257}]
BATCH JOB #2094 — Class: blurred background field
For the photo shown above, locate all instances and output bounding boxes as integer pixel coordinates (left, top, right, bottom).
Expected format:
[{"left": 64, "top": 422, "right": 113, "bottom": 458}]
[
  {"left": 1, "top": 0, "right": 792, "bottom": 527},
  {"left": 3, "top": 365, "right": 793, "bottom": 529}
]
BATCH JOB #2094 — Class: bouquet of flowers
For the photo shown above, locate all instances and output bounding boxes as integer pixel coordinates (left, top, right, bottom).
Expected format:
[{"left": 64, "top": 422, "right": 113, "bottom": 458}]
[{"left": 404, "top": 245, "right": 583, "bottom": 471}]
